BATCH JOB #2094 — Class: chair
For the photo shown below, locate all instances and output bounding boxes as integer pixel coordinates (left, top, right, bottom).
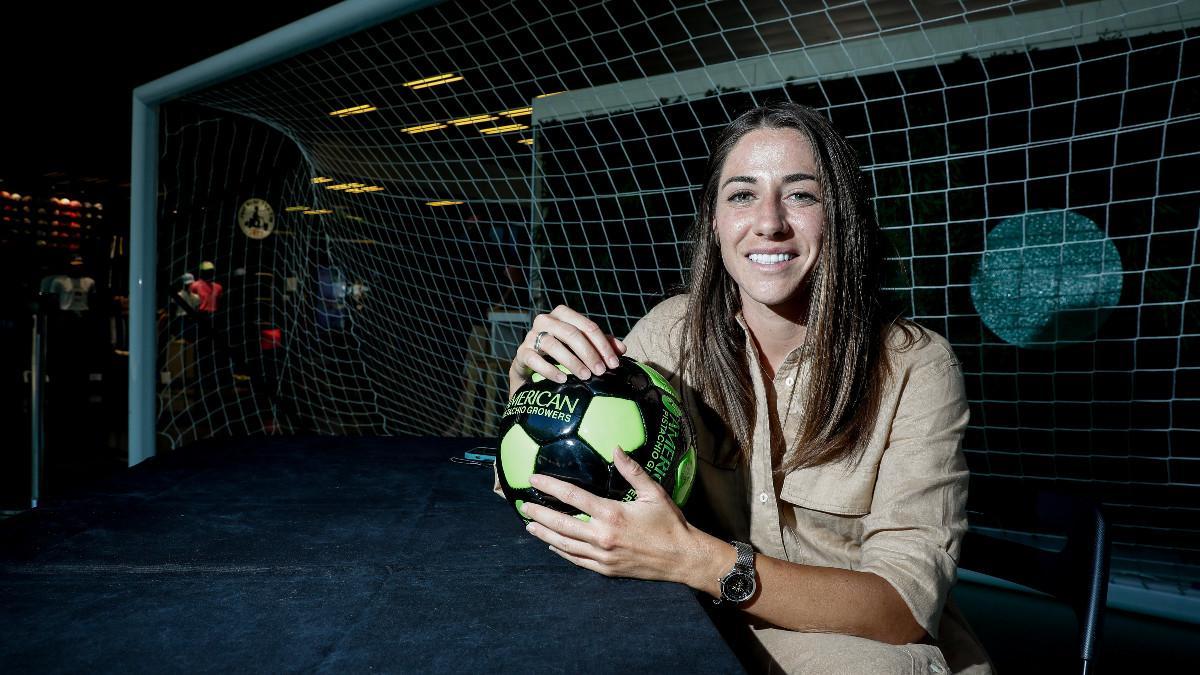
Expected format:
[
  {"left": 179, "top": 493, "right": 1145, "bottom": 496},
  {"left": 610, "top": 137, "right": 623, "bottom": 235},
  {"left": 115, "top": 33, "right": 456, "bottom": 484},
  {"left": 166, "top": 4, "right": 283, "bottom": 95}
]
[{"left": 959, "top": 488, "right": 1110, "bottom": 675}]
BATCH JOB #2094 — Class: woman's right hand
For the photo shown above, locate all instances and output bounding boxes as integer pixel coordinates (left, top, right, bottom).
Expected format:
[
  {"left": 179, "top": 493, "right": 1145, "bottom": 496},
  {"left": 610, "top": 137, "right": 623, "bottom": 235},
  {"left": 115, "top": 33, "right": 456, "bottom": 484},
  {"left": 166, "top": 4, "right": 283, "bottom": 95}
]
[{"left": 509, "top": 305, "right": 627, "bottom": 397}]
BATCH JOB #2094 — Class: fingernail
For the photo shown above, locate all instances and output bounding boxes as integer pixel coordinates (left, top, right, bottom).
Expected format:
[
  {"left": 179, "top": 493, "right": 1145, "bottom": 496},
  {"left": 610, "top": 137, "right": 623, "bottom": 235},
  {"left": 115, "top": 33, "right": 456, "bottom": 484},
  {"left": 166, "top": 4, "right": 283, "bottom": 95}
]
[
  {"left": 556, "top": 374, "right": 568, "bottom": 383},
  {"left": 593, "top": 362, "right": 605, "bottom": 375},
  {"left": 607, "top": 356, "right": 620, "bottom": 368},
  {"left": 525, "top": 521, "right": 535, "bottom": 532}
]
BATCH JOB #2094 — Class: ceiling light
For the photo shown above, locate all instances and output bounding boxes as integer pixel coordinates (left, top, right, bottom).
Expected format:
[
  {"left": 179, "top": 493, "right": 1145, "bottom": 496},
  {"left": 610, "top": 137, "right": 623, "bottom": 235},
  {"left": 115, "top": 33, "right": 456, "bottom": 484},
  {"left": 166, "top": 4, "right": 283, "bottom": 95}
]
[
  {"left": 329, "top": 104, "right": 373, "bottom": 117},
  {"left": 480, "top": 124, "right": 529, "bottom": 135},
  {"left": 402, "top": 123, "right": 447, "bottom": 134},
  {"left": 404, "top": 73, "right": 463, "bottom": 90},
  {"left": 409, "top": 77, "right": 463, "bottom": 90},
  {"left": 336, "top": 106, "right": 377, "bottom": 117},
  {"left": 449, "top": 114, "right": 498, "bottom": 126}
]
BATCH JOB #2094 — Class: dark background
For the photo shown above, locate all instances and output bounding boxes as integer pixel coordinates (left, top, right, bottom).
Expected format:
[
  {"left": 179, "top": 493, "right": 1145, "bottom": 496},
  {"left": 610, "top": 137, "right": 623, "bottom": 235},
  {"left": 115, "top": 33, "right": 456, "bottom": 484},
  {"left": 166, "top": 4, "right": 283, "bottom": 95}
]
[
  {"left": 0, "top": 1, "right": 338, "bottom": 504},
  {"left": 0, "top": 1, "right": 339, "bottom": 185}
]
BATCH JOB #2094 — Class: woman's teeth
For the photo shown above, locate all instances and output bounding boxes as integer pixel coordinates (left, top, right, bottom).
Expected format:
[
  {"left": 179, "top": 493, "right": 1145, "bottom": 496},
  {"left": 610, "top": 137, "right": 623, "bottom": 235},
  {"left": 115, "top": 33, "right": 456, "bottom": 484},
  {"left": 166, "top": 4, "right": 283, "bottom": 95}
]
[{"left": 749, "top": 253, "right": 794, "bottom": 265}]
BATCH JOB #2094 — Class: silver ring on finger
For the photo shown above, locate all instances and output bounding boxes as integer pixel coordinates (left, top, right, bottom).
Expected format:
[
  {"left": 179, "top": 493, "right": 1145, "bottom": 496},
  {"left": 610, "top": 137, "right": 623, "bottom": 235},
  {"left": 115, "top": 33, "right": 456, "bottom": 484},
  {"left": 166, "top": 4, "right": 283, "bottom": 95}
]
[{"left": 533, "top": 330, "right": 550, "bottom": 356}]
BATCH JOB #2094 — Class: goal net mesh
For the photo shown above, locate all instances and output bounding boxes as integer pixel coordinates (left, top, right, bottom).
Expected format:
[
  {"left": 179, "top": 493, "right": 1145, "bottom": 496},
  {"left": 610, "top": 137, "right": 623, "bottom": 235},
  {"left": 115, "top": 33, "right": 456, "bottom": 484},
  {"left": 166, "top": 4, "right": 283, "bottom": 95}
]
[{"left": 156, "top": 0, "right": 1199, "bottom": 597}]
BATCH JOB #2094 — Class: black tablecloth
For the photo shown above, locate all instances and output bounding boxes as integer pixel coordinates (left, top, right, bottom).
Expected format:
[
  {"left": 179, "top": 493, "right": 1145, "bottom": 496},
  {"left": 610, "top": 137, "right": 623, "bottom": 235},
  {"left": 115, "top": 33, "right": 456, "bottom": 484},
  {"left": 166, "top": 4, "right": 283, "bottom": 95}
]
[{"left": 0, "top": 436, "right": 742, "bottom": 673}]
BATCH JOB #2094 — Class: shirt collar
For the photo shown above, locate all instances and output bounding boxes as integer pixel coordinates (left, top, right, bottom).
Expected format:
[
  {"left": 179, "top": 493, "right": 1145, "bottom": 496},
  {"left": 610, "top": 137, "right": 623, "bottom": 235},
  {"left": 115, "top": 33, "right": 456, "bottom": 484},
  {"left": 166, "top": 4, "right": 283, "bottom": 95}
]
[{"left": 734, "top": 310, "right": 812, "bottom": 367}]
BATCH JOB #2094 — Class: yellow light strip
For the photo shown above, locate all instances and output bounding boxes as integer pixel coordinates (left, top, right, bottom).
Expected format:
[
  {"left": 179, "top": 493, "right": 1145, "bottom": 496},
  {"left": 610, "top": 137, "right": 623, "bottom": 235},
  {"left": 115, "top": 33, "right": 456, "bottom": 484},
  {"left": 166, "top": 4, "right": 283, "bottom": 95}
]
[
  {"left": 311, "top": 177, "right": 333, "bottom": 184},
  {"left": 402, "top": 123, "right": 447, "bottom": 134},
  {"left": 336, "top": 106, "right": 377, "bottom": 117},
  {"left": 535, "top": 91, "right": 565, "bottom": 99},
  {"left": 405, "top": 73, "right": 464, "bottom": 90},
  {"left": 480, "top": 124, "right": 529, "bottom": 135},
  {"left": 426, "top": 200, "right": 464, "bottom": 207},
  {"left": 517, "top": 139, "right": 534, "bottom": 145},
  {"left": 303, "top": 209, "right": 333, "bottom": 215},
  {"left": 409, "top": 76, "right": 464, "bottom": 90},
  {"left": 285, "top": 206, "right": 310, "bottom": 212},
  {"left": 501, "top": 107, "right": 533, "bottom": 117},
  {"left": 358, "top": 186, "right": 385, "bottom": 192},
  {"left": 325, "top": 183, "right": 366, "bottom": 191},
  {"left": 404, "top": 73, "right": 459, "bottom": 87},
  {"left": 329, "top": 104, "right": 372, "bottom": 116},
  {"left": 449, "top": 114, "right": 498, "bottom": 126}
]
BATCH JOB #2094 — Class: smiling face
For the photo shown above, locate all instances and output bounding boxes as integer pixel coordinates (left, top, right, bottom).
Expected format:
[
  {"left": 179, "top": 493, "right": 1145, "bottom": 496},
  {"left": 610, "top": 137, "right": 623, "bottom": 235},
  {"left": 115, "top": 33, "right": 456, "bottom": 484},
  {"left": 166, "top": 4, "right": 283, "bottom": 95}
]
[{"left": 712, "top": 127, "right": 825, "bottom": 320}]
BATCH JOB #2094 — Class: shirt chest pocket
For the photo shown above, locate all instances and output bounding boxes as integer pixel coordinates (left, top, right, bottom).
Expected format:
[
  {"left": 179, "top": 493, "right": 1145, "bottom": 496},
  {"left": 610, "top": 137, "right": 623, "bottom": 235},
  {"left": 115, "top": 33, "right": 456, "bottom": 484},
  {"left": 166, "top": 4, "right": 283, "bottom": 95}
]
[
  {"left": 779, "top": 460, "right": 877, "bottom": 515},
  {"left": 778, "top": 462, "right": 877, "bottom": 565}
]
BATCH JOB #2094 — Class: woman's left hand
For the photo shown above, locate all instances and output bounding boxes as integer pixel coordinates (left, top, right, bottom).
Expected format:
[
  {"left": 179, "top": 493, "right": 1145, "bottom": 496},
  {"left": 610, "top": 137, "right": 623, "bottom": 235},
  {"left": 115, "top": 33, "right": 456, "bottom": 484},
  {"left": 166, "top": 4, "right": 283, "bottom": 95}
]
[{"left": 521, "top": 447, "right": 707, "bottom": 586}]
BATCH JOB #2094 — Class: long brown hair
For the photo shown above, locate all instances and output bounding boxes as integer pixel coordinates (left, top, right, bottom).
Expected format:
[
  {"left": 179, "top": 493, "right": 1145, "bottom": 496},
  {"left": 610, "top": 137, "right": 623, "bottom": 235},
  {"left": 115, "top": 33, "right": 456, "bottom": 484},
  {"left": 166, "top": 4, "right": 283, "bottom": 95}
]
[{"left": 679, "top": 101, "right": 916, "bottom": 472}]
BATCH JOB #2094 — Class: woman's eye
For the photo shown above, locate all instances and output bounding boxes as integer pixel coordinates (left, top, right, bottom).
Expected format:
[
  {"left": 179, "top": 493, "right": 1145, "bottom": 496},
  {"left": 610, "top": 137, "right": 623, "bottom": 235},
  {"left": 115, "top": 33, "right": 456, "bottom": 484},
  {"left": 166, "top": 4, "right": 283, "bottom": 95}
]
[
  {"left": 788, "top": 192, "right": 817, "bottom": 204},
  {"left": 728, "top": 191, "right": 754, "bottom": 203}
]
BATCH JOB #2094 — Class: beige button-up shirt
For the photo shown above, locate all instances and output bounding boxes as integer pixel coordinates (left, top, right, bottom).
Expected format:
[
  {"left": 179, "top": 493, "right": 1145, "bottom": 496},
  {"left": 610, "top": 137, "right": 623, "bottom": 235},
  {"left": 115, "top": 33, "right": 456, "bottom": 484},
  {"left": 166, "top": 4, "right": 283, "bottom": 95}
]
[{"left": 623, "top": 295, "right": 992, "bottom": 674}]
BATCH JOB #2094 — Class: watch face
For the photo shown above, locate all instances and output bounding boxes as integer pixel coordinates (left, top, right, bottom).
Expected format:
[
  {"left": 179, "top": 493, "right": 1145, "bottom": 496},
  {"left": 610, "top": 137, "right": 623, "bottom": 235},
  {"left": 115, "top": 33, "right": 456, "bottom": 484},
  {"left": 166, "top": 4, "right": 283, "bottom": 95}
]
[{"left": 721, "top": 572, "right": 756, "bottom": 603}]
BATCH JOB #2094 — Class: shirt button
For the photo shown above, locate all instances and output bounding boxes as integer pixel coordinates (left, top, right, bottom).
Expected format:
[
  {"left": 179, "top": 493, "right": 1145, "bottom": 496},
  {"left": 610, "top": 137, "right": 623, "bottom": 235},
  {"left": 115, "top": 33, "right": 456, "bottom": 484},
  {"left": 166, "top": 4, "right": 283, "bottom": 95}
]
[
  {"left": 759, "top": 492, "right": 768, "bottom": 504},
  {"left": 785, "top": 377, "right": 795, "bottom": 386}
]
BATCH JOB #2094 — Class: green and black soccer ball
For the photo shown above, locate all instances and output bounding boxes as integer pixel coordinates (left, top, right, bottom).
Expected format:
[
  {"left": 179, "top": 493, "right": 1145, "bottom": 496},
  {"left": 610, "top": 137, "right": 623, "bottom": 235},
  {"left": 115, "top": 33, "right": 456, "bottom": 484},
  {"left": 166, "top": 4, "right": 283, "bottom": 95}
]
[{"left": 496, "top": 355, "right": 697, "bottom": 521}]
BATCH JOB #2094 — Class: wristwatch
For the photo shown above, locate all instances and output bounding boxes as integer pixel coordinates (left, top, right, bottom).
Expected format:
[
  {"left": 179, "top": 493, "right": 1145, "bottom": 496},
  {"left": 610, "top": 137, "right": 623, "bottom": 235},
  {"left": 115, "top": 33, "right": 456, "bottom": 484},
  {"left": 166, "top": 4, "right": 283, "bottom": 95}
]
[{"left": 715, "top": 540, "right": 757, "bottom": 605}]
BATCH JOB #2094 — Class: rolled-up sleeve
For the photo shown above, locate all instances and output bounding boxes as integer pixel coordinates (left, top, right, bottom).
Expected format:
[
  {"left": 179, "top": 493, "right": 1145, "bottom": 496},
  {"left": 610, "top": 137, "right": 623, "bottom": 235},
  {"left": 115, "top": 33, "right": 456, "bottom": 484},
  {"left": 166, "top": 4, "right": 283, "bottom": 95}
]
[
  {"left": 622, "top": 295, "right": 685, "bottom": 376},
  {"left": 858, "top": 346, "right": 970, "bottom": 638}
]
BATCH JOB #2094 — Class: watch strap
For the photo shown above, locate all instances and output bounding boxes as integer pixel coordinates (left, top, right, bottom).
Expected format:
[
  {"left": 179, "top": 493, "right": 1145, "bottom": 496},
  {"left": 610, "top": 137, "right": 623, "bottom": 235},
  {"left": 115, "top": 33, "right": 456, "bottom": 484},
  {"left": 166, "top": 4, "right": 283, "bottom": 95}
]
[{"left": 732, "top": 540, "right": 754, "bottom": 572}]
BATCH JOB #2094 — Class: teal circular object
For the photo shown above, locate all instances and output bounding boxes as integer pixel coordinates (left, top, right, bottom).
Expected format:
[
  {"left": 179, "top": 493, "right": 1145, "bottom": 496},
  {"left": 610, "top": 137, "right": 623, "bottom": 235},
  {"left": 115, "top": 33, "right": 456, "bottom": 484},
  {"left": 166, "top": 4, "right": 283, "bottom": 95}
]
[{"left": 970, "top": 209, "right": 1123, "bottom": 349}]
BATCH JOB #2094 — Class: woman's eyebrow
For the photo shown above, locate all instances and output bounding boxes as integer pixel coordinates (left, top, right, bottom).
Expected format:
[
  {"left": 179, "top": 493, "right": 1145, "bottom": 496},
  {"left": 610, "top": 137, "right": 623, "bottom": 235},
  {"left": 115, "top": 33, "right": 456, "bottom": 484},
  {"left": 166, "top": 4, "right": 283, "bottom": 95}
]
[
  {"left": 721, "top": 175, "right": 756, "bottom": 188},
  {"left": 721, "top": 172, "right": 816, "bottom": 189},
  {"left": 783, "top": 172, "right": 817, "bottom": 184}
]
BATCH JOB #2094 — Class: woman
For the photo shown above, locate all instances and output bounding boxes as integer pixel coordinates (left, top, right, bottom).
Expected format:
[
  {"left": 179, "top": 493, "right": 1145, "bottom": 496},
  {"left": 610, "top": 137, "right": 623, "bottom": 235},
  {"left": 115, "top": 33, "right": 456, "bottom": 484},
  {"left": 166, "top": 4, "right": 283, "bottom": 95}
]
[{"left": 507, "top": 102, "right": 992, "bottom": 673}]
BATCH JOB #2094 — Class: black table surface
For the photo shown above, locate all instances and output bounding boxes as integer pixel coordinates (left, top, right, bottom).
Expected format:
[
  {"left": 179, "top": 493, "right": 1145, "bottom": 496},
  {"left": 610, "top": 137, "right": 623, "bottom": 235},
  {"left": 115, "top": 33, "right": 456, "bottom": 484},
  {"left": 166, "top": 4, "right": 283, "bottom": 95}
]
[{"left": 0, "top": 436, "right": 743, "bottom": 673}]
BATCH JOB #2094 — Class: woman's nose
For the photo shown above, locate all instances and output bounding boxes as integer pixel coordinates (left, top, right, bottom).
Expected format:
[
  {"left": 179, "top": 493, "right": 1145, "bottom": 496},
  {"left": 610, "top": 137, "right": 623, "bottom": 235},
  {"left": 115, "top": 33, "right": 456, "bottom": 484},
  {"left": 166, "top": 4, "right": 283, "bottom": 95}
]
[{"left": 751, "top": 196, "right": 787, "bottom": 237}]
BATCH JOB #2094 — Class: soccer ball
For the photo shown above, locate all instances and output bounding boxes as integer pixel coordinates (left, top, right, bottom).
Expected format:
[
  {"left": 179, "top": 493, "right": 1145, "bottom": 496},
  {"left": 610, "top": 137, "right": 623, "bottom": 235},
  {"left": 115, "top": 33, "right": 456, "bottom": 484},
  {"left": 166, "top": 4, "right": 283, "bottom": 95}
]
[{"left": 496, "top": 355, "right": 696, "bottom": 521}]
